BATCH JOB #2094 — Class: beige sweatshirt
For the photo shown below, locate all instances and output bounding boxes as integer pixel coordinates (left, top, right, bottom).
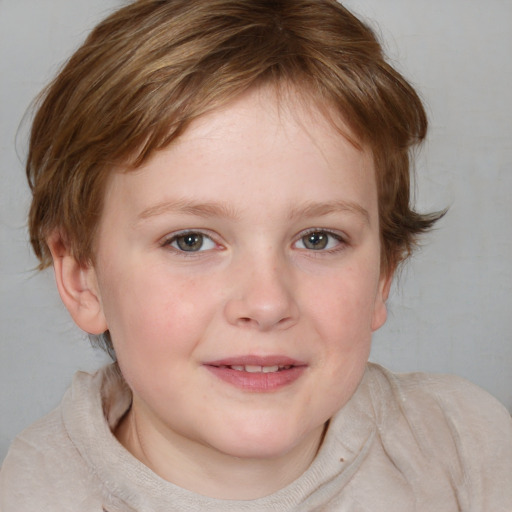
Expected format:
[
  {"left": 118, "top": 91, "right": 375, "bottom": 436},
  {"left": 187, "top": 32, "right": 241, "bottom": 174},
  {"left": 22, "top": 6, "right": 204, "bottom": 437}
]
[{"left": 1, "top": 363, "right": 511, "bottom": 511}]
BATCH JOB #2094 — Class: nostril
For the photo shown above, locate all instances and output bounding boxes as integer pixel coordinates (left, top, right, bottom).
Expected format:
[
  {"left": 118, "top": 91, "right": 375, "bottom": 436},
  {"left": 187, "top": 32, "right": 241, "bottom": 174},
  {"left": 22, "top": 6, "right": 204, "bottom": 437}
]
[{"left": 225, "top": 294, "right": 299, "bottom": 331}]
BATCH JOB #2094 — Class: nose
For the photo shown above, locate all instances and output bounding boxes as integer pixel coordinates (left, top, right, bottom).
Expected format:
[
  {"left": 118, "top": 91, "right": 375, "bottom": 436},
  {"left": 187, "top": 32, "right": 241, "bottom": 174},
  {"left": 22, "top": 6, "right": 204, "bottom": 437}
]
[{"left": 224, "top": 252, "right": 299, "bottom": 332}]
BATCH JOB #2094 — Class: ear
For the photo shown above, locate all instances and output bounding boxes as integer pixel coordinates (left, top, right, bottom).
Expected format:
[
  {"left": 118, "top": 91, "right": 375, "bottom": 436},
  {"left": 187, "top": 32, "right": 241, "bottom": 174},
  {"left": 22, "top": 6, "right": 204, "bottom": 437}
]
[
  {"left": 47, "top": 233, "right": 108, "bottom": 335},
  {"left": 371, "top": 269, "right": 394, "bottom": 332}
]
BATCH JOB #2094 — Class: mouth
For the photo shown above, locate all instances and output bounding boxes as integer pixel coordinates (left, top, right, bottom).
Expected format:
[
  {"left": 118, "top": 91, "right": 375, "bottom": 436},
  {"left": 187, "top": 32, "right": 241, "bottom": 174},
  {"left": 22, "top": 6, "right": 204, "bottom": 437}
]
[
  {"left": 204, "top": 356, "right": 307, "bottom": 392},
  {"left": 215, "top": 364, "right": 294, "bottom": 373}
]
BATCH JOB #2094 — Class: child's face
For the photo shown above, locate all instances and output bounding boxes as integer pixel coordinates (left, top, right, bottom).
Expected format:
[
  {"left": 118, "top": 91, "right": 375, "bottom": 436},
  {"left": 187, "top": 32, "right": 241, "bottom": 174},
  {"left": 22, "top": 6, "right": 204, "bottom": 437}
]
[{"left": 89, "top": 87, "right": 389, "bottom": 461}]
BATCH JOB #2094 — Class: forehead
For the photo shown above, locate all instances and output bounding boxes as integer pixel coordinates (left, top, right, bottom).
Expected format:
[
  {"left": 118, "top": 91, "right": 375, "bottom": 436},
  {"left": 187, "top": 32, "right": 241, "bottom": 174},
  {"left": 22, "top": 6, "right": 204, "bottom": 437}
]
[
  {"left": 177, "top": 85, "right": 366, "bottom": 160},
  {"left": 103, "top": 86, "right": 377, "bottom": 224}
]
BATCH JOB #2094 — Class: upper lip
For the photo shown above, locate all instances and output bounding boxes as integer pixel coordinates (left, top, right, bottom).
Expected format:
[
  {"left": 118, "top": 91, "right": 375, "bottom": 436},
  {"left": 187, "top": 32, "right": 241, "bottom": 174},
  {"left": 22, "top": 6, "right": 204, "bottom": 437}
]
[{"left": 204, "top": 355, "right": 306, "bottom": 367}]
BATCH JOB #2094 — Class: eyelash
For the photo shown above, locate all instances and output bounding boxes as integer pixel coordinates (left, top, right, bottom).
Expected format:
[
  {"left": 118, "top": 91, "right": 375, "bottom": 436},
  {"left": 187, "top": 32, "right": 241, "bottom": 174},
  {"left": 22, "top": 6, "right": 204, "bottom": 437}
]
[
  {"left": 161, "top": 230, "right": 219, "bottom": 255},
  {"left": 293, "top": 229, "right": 347, "bottom": 253},
  {"left": 161, "top": 228, "right": 347, "bottom": 256}
]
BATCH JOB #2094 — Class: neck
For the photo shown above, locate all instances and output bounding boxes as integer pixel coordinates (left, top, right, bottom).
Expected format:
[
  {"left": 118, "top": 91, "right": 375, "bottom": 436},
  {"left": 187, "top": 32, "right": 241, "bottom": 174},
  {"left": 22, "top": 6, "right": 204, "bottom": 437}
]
[{"left": 115, "top": 400, "right": 327, "bottom": 500}]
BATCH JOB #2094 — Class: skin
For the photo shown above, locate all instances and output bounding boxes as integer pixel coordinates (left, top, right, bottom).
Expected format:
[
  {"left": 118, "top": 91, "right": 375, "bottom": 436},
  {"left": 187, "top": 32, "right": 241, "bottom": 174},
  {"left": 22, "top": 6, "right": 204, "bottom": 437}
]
[{"left": 49, "top": 86, "right": 392, "bottom": 500}]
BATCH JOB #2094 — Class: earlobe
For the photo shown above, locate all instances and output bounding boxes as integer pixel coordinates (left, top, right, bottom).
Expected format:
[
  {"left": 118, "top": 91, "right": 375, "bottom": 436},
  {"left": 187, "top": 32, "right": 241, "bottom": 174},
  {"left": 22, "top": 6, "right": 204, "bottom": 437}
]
[
  {"left": 371, "top": 271, "right": 394, "bottom": 332},
  {"left": 47, "top": 233, "right": 108, "bottom": 335}
]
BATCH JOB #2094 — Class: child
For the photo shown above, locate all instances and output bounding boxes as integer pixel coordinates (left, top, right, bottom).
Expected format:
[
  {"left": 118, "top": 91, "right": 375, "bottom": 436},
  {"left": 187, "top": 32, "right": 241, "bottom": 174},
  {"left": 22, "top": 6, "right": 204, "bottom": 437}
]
[{"left": 1, "top": 0, "right": 511, "bottom": 510}]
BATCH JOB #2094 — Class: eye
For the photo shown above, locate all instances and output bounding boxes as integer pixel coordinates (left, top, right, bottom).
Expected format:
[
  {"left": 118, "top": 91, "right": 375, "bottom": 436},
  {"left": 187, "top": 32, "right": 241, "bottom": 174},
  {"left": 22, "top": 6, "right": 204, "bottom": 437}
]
[
  {"left": 166, "top": 231, "right": 216, "bottom": 252},
  {"left": 294, "top": 230, "right": 343, "bottom": 251}
]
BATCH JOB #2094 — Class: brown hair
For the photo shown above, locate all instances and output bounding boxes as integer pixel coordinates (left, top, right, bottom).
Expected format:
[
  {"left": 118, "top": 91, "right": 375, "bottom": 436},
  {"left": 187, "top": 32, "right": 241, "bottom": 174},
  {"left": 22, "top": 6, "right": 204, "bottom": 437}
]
[{"left": 27, "top": 0, "right": 442, "bottom": 282}]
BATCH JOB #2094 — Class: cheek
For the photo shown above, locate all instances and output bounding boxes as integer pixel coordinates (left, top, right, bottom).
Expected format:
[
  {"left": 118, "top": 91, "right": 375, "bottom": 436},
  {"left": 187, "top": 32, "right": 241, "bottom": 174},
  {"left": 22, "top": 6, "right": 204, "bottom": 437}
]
[
  {"left": 308, "top": 265, "right": 382, "bottom": 332},
  {"left": 303, "top": 264, "right": 380, "bottom": 391},
  {"left": 99, "top": 264, "right": 217, "bottom": 357}
]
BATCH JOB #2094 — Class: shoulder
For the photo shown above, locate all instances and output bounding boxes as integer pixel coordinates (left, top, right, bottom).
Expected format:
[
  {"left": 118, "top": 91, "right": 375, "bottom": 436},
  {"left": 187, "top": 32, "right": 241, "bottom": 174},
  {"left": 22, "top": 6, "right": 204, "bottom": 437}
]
[
  {"left": 366, "top": 363, "right": 512, "bottom": 508},
  {"left": 0, "top": 373, "right": 105, "bottom": 511},
  {"left": 367, "top": 362, "right": 512, "bottom": 432}
]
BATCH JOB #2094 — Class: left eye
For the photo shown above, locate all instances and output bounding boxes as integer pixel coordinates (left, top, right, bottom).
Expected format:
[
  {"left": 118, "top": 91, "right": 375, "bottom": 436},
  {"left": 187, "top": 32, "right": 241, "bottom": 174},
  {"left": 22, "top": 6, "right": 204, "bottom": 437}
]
[
  {"left": 294, "top": 231, "right": 342, "bottom": 251},
  {"left": 167, "top": 232, "right": 216, "bottom": 252}
]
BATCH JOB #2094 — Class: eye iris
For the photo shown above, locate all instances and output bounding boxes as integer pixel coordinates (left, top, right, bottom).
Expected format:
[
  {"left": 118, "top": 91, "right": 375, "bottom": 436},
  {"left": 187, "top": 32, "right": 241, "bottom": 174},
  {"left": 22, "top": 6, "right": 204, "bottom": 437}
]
[
  {"left": 177, "top": 233, "right": 203, "bottom": 251},
  {"left": 303, "top": 232, "right": 328, "bottom": 250}
]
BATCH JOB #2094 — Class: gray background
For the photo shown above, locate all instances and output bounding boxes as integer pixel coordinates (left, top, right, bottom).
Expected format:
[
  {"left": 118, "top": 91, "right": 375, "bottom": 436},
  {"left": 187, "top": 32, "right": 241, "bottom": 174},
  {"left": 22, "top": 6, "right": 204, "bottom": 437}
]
[{"left": 1, "top": 0, "right": 511, "bottom": 462}]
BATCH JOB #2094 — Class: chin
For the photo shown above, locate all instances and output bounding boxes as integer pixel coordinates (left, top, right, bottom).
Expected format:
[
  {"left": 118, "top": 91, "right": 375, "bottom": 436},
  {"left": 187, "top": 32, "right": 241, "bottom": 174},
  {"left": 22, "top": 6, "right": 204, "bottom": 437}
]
[
  {"left": 218, "top": 440, "right": 297, "bottom": 460},
  {"left": 209, "top": 420, "right": 320, "bottom": 461}
]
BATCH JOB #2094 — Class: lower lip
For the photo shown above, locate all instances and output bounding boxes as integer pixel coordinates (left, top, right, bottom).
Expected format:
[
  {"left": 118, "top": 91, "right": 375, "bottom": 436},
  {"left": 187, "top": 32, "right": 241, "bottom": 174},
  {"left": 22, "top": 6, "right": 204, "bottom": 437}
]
[{"left": 204, "top": 365, "right": 306, "bottom": 392}]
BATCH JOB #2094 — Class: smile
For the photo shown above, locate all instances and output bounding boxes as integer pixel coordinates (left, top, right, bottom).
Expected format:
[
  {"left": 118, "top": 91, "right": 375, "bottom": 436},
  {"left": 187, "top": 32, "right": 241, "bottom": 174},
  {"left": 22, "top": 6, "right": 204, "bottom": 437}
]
[
  {"left": 219, "top": 364, "right": 293, "bottom": 373},
  {"left": 204, "top": 356, "right": 307, "bottom": 392}
]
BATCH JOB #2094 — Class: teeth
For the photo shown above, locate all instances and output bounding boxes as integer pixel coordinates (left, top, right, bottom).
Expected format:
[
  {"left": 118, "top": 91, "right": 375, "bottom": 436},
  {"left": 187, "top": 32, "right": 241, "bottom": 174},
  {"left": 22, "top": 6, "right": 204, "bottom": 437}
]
[
  {"left": 245, "top": 365, "right": 262, "bottom": 373},
  {"left": 228, "top": 365, "right": 285, "bottom": 373}
]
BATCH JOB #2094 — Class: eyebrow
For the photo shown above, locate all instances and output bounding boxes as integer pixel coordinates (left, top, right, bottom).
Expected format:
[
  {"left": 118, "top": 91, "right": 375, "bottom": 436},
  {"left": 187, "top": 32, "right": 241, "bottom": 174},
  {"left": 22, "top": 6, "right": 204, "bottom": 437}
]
[
  {"left": 137, "top": 198, "right": 370, "bottom": 225},
  {"left": 288, "top": 200, "right": 371, "bottom": 225},
  {"left": 137, "top": 199, "right": 239, "bottom": 221}
]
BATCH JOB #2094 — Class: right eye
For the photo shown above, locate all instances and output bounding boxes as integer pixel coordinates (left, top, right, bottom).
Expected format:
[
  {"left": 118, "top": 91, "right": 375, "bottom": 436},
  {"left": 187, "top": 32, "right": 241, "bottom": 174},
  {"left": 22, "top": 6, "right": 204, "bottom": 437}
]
[{"left": 165, "top": 232, "right": 217, "bottom": 252}]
